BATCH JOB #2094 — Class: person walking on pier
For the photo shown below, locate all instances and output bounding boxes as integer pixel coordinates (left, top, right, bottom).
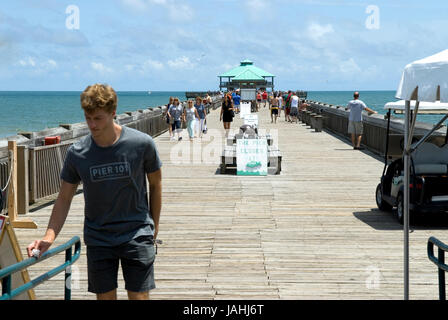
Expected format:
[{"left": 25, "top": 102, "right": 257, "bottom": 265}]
[
  {"left": 262, "top": 90, "right": 268, "bottom": 108},
  {"left": 184, "top": 100, "right": 200, "bottom": 141},
  {"left": 270, "top": 93, "right": 279, "bottom": 123},
  {"left": 232, "top": 89, "right": 241, "bottom": 114},
  {"left": 220, "top": 93, "right": 234, "bottom": 138},
  {"left": 285, "top": 91, "right": 292, "bottom": 122},
  {"left": 168, "top": 97, "right": 184, "bottom": 141},
  {"left": 277, "top": 91, "right": 283, "bottom": 117},
  {"left": 290, "top": 92, "right": 299, "bottom": 123},
  {"left": 347, "top": 91, "right": 377, "bottom": 150},
  {"left": 27, "top": 83, "right": 162, "bottom": 300},
  {"left": 194, "top": 96, "right": 207, "bottom": 138},
  {"left": 256, "top": 91, "right": 262, "bottom": 111},
  {"left": 165, "top": 96, "right": 174, "bottom": 139}
]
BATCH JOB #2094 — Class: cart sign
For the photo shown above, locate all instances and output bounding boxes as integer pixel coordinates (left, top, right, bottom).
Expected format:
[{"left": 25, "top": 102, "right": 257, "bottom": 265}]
[
  {"left": 240, "top": 102, "right": 251, "bottom": 118},
  {"left": 236, "top": 139, "right": 268, "bottom": 176},
  {"left": 244, "top": 114, "right": 258, "bottom": 128}
]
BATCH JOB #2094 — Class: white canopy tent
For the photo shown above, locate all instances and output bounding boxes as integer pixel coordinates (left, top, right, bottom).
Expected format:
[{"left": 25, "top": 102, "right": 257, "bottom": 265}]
[{"left": 392, "top": 49, "right": 448, "bottom": 300}]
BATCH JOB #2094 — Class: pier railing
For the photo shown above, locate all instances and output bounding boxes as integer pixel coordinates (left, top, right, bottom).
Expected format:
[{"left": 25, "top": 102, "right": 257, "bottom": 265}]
[
  {"left": 0, "top": 236, "right": 81, "bottom": 300},
  {"left": 0, "top": 95, "right": 223, "bottom": 211},
  {"left": 29, "top": 141, "right": 73, "bottom": 203},
  {"left": 427, "top": 236, "right": 448, "bottom": 300},
  {"left": 305, "top": 100, "right": 446, "bottom": 157}
]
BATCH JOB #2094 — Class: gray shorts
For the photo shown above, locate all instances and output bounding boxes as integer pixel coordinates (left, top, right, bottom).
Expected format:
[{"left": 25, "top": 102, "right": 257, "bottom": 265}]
[
  {"left": 87, "top": 235, "right": 156, "bottom": 294},
  {"left": 348, "top": 121, "right": 363, "bottom": 135},
  {"left": 290, "top": 108, "right": 298, "bottom": 117}
]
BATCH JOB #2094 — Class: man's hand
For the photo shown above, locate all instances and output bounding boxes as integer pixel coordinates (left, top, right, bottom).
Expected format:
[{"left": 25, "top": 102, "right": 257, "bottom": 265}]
[{"left": 27, "top": 238, "right": 53, "bottom": 258}]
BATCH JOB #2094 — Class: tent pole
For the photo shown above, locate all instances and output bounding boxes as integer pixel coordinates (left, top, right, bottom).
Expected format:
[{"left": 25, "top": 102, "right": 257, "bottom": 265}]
[
  {"left": 382, "top": 110, "right": 391, "bottom": 176},
  {"left": 403, "top": 100, "right": 410, "bottom": 300},
  {"left": 406, "top": 102, "right": 419, "bottom": 151}
]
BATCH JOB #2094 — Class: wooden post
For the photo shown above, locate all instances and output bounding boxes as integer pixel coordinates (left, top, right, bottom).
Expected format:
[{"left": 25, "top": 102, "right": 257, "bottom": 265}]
[
  {"left": 17, "top": 145, "right": 29, "bottom": 215},
  {"left": 7, "top": 141, "right": 37, "bottom": 229},
  {"left": 7, "top": 141, "right": 18, "bottom": 223}
]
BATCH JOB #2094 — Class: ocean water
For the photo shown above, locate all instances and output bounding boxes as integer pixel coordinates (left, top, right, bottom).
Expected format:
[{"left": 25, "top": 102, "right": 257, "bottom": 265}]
[
  {"left": 307, "top": 90, "right": 446, "bottom": 126},
  {"left": 0, "top": 91, "right": 186, "bottom": 138}
]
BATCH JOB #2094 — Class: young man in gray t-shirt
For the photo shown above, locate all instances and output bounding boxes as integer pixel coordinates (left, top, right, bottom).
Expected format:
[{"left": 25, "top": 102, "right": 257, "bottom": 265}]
[{"left": 27, "top": 84, "right": 162, "bottom": 300}]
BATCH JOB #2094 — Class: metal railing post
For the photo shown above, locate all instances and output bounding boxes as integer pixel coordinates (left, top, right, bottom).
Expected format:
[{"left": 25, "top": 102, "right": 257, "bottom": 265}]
[
  {"left": 65, "top": 246, "right": 73, "bottom": 300},
  {"left": 427, "top": 237, "right": 448, "bottom": 300},
  {"left": 2, "top": 275, "right": 11, "bottom": 298},
  {"left": 438, "top": 247, "right": 446, "bottom": 300}
]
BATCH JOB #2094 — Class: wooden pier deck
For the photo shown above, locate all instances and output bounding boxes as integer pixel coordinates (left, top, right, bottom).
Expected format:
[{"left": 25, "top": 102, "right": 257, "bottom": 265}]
[{"left": 14, "top": 104, "right": 448, "bottom": 300}]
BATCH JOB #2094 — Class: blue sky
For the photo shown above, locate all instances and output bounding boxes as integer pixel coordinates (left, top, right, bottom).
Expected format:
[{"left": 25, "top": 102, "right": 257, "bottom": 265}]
[{"left": 0, "top": 0, "right": 447, "bottom": 91}]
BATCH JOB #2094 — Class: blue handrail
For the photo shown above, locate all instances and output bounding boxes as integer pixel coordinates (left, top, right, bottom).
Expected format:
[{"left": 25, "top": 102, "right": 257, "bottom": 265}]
[
  {"left": 427, "top": 236, "right": 448, "bottom": 300},
  {"left": 0, "top": 236, "right": 81, "bottom": 300}
]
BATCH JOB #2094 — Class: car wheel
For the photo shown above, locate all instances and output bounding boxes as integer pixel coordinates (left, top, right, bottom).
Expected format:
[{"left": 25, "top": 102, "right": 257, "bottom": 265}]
[
  {"left": 396, "top": 193, "right": 404, "bottom": 224},
  {"left": 376, "top": 183, "right": 392, "bottom": 211}
]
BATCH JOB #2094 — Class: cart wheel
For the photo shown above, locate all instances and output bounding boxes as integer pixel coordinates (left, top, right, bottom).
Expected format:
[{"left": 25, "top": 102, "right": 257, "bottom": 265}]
[
  {"left": 375, "top": 183, "right": 392, "bottom": 211},
  {"left": 396, "top": 193, "right": 405, "bottom": 225},
  {"left": 220, "top": 164, "right": 226, "bottom": 174}
]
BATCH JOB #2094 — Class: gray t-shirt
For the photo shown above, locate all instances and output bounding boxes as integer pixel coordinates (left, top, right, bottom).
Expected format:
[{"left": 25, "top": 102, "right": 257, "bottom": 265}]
[
  {"left": 347, "top": 99, "right": 367, "bottom": 122},
  {"left": 60, "top": 126, "right": 162, "bottom": 247}
]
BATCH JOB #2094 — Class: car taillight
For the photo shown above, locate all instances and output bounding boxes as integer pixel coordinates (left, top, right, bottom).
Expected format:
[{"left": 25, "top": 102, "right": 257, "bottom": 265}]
[{"left": 409, "top": 183, "right": 422, "bottom": 189}]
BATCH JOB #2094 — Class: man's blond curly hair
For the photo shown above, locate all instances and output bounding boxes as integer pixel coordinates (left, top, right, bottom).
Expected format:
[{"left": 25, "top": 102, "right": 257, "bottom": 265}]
[{"left": 81, "top": 84, "right": 117, "bottom": 114}]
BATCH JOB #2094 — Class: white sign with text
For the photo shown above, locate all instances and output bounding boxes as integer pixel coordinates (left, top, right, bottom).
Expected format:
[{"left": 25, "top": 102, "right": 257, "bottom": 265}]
[
  {"left": 236, "top": 138, "right": 268, "bottom": 176},
  {"left": 240, "top": 102, "right": 251, "bottom": 118}
]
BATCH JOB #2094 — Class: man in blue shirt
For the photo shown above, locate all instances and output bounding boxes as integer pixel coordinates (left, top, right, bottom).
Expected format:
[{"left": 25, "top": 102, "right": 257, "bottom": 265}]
[
  {"left": 232, "top": 89, "right": 241, "bottom": 114},
  {"left": 346, "top": 91, "right": 377, "bottom": 150}
]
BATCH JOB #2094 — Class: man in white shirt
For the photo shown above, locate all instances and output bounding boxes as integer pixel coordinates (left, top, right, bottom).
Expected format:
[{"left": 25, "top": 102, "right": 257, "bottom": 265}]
[
  {"left": 346, "top": 92, "right": 377, "bottom": 150},
  {"left": 290, "top": 93, "right": 299, "bottom": 123}
]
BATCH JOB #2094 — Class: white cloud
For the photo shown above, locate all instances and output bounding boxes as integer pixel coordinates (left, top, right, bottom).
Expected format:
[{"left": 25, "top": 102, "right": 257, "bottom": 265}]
[
  {"left": 143, "top": 59, "right": 164, "bottom": 70},
  {"left": 91, "top": 62, "right": 113, "bottom": 73},
  {"left": 246, "top": 0, "right": 268, "bottom": 10},
  {"left": 169, "top": 3, "right": 194, "bottom": 21},
  {"left": 121, "top": 0, "right": 148, "bottom": 11},
  {"left": 46, "top": 59, "right": 57, "bottom": 68},
  {"left": 121, "top": 0, "right": 194, "bottom": 20},
  {"left": 338, "top": 58, "right": 361, "bottom": 75},
  {"left": 18, "top": 57, "right": 36, "bottom": 67},
  {"left": 245, "top": 0, "right": 270, "bottom": 20},
  {"left": 167, "top": 56, "right": 194, "bottom": 69},
  {"left": 16, "top": 57, "right": 57, "bottom": 69},
  {"left": 307, "top": 22, "right": 334, "bottom": 41}
]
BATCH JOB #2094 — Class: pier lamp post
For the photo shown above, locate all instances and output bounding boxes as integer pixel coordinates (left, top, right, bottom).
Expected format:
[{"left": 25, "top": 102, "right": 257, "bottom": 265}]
[{"left": 395, "top": 49, "right": 448, "bottom": 300}]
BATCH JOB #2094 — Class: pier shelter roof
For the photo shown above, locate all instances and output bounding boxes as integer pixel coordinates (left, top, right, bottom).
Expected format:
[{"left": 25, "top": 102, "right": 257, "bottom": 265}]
[
  {"left": 231, "top": 69, "right": 265, "bottom": 81},
  {"left": 219, "top": 60, "right": 275, "bottom": 79},
  {"left": 218, "top": 60, "right": 275, "bottom": 91}
]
